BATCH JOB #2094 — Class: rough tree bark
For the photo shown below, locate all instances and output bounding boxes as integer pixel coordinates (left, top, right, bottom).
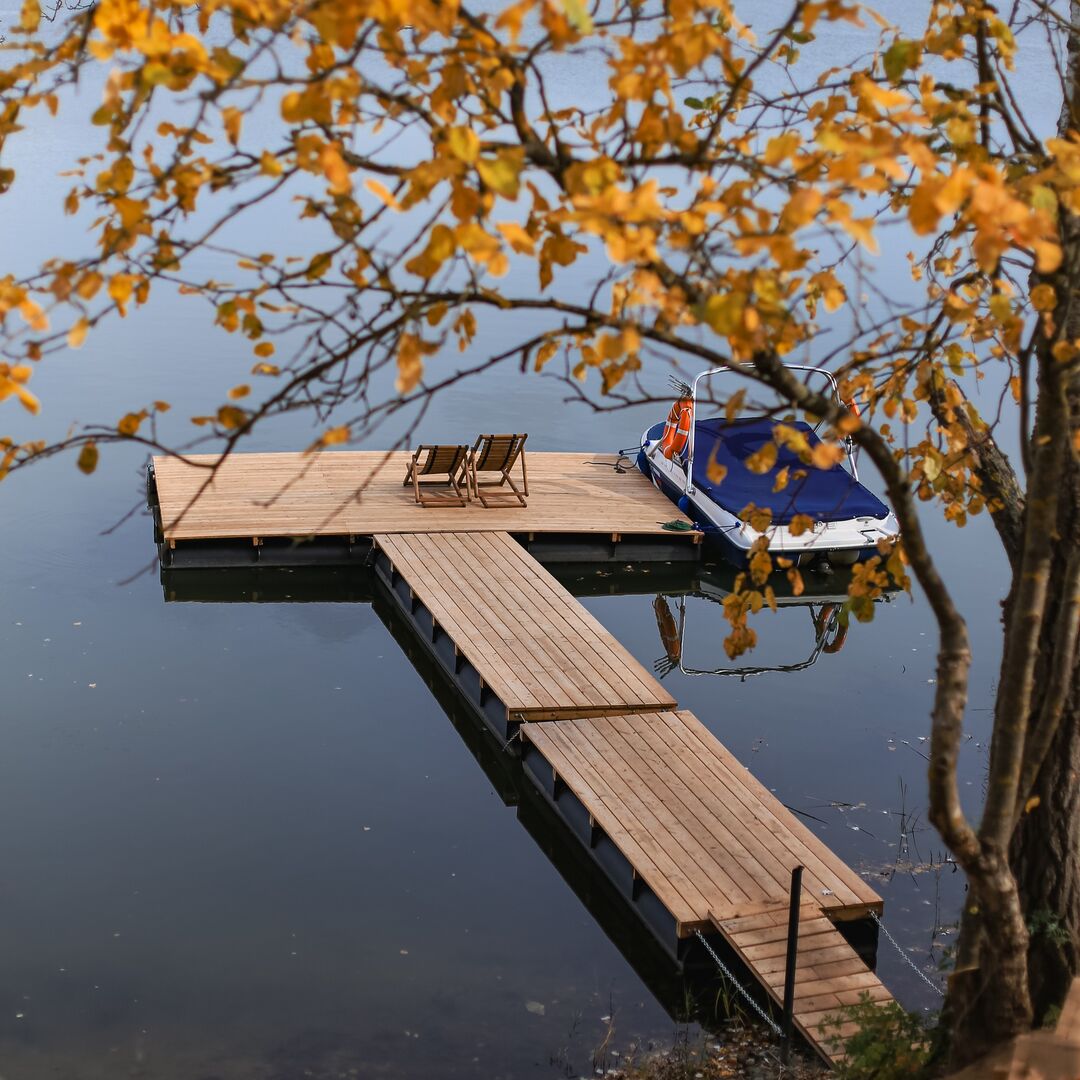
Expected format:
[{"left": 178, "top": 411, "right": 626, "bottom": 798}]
[
  {"left": 1011, "top": 667, "right": 1080, "bottom": 1025},
  {"left": 1007, "top": 8, "right": 1080, "bottom": 1022},
  {"left": 942, "top": 150, "right": 1080, "bottom": 1054},
  {"left": 1010, "top": 403, "right": 1080, "bottom": 1025}
]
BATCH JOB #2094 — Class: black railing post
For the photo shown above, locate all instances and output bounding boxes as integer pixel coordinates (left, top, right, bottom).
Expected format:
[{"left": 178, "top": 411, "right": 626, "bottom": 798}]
[{"left": 780, "top": 865, "right": 803, "bottom": 1064}]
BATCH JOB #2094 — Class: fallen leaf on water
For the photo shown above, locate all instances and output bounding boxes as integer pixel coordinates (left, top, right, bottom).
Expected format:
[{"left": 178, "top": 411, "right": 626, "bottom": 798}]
[{"left": 525, "top": 1000, "right": 545, "bottom": 1016}]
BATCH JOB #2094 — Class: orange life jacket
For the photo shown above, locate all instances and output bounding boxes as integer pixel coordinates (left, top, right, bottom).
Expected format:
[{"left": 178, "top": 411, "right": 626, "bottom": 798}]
[{"left": 659, "top": 398, "right": 693, "bottom": 460}]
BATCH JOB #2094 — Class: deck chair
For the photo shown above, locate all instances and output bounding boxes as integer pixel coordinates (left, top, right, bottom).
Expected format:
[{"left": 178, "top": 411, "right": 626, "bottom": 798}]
[
  {"left": 467, "top": 433, "right": 528, "bottom": 508},
  {"left": 403, "top": 444, "right": 470, "bottom": 507}
]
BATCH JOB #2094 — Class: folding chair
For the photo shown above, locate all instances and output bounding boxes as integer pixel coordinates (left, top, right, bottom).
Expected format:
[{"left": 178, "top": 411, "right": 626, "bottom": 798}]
[
  {"left": 467, "top": 433, "right": 528, "bottom": 508},
  {"left": 403, "top": 444, "right": 470, "bottom": 507}
]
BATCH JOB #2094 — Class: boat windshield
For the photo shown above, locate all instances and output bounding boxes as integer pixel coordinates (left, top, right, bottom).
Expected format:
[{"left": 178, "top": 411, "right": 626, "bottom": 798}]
[{"left": 692, "top": 365, "right": 842, "bottom": 428}]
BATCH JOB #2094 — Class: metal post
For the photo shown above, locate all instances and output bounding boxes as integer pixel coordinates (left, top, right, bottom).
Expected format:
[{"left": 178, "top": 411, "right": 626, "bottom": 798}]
[{"left": 780, "top": 865, "right": 803, "bottom": 1064}]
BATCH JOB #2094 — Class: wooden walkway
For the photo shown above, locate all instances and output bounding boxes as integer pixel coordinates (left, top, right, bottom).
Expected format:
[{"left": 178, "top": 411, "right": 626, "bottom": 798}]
[
  {"left": 374, "top": 532, "right": 676, "bottom": 725},
  {"left": 152, "top": 451, "right": 696, "bottom": 544},
  {"left": 522, "top": 711, "right": 889, "bottom": 1067},
  {"left": 521, "top": 711, "right": 880, "bottom": 933}
]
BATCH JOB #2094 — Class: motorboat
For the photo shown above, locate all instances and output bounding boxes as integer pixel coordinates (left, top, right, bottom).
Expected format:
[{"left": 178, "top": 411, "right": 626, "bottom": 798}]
[{"left": 638, "top": 365, "right": 899, "bottom": 568}]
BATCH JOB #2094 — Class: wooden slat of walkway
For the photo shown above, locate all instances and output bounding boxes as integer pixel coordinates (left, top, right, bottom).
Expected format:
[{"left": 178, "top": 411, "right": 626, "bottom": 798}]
[
  {"left": 153, "top": 451, "right": 694, "bottom": 542},
  {"left": 521, "top": 711, "right": 881, "bottom": 932},
  {"left": 713, "top": 902, "right": 895, "bottom": 1066},
  {"left": 374, "top": 531, "right": 677, "bottom": 721}
]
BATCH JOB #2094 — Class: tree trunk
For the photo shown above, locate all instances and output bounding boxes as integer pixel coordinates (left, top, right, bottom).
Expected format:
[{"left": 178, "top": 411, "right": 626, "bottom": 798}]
[
  {"left": 1011, "top": 439, "right": 1080, "bottom": 1026},
  {"left": 1011, "top": 679, "right": 1080, "bottom": 1025},
  {"left": 946, "top": 853, "right": 1034, "bottom": 1064},
  {"left": 946, "top": 356, "right": 1077, "bottom": 1066}
]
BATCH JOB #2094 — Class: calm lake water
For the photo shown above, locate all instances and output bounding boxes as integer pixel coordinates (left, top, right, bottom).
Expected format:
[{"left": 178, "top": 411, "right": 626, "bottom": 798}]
[{"left": 0, "top": 2, "right": 1057, "bottom": 1076}]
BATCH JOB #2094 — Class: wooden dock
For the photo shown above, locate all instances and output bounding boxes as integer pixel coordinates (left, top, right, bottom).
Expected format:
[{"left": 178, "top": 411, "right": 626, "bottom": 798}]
[
  {"left": 371, "top": 530, "right": 894, "bottom": 1067},
  {"left": 150, "top": 451, "right": 699, "bottom": 567},
  {"left": 374, "top": 532, "right": 675, "bottom": 732},
  {"left": 521, "top": 711, "right": 880, "bottom": 934},
  {"left": 150, "top": 447, "right": 897, "bottom": 1066}
]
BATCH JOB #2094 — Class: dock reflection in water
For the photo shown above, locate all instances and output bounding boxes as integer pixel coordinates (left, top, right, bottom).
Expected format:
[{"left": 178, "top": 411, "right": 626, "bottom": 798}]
[
  {"left": 161, "top": 554, "right": 895, "bottom": 1053},
  {"left": 161, "top": 562, "right": 704, "bottom": 1024}
]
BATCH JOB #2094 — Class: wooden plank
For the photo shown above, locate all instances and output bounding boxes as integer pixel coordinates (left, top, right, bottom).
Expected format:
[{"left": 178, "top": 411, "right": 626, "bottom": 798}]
[
  {"left": 594, "top": 716, "right": 787, "bottom": 905},
  {"left": 154, "top": 451, "right": 696, "bottom": 542},
  {"left": 502, "top": 544, "right": 663, "bottom": 702},
  {"left": 523, "top": 711, "right": 881, "bottom": 964},
  {"left": 713, "top": 906, "right": 896, "bottom": 1066},
  {"left": 788, "top": 959, "right": 877, "bottom": 989},
  {"left": 380, "top": 534, "right": 542, "bottom": 711},
  {"left": 738, "top": 928, "right": 841, "bottom": 962},
  {"left": 375, "top": 531, "right": 675, "bottom": 719},
  {"left": 661, "top": 712, "right": 863, "bottom": 905},
  {"left": 538, "top": 721, "right": 718, "bottom": 918},
  {"left": 571, "top": 719, "right": 760, "bottom": 909},
  {"left": 713, "top": 908, "right": 825, "bottom": 948},
  {"left": 398, "top": 543, "right": 543, "bottom": 707},
  {"left": 390, "top": 532, "right": 599, "bottom": 709},
  {"left": 752, "top": 943, "right": 870, "bottom": 975},
  {"left": 708, "top": 899, "right": 791, "bottom": 925},
  {"left": 471, "top": 532, "right": 660, "bottom": 703},
  {"left": 667, "top": 711, "right": 881, "bottom": 917},
  {"left": 454, "top": 533, "right": 631, "bottom": 707},
  {"left": 623, "top": 715, "right": 824, "bottom": 905},
  {"left": 792, "top": 970, "right": 883, "bottom": 999},
  {"left": 413, "top": 533, "right": 598, "bottom": 709},
  {"left": 793, "top": 995, "right": 866, "bottom": 1020},
  {"left": 672, "top": 719, "right": 870, "bottom": 909},
  {"left": 522, "top": 722, "right": 708, "bottom": 926}
]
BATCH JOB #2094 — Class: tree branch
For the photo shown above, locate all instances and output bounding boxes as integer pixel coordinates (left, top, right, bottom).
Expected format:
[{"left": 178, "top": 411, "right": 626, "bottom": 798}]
[
  {"left": 926, "top": 378, "right": 1026, "bottom": 568},
  {"left": 749, "top": 351, "right": 982, "bottom": 868}
]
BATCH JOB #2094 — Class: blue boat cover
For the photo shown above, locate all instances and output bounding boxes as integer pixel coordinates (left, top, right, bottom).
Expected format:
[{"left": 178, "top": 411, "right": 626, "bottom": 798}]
[{"left": 690, "top": 417, "right": 890, "bottom": 524}]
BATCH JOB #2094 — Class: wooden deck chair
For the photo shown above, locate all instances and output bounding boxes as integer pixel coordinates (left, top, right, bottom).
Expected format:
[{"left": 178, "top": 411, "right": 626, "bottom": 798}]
[
  {"left": 403, "top": 444, "right": 470, "bottom": 507},
  {"left": 467, "top": 433, "right": 529, "bottom": 508}
]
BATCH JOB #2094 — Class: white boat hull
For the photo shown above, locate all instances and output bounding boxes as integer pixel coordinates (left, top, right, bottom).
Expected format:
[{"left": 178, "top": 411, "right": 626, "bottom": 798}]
[{"left": 639, "top": 427, "right": 900, "bottom": 567}]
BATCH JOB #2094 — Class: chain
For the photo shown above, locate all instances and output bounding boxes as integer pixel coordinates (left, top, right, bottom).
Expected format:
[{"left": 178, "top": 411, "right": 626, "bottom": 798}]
[
  {"left": 869, "top": 910, "right": 945, "bottom": 997},
  {"left": 694, "top": 931, "right": 784, "bottom": 1036},
  {"left": 500, "top": 724, "right": 522, "bottom": 754}
]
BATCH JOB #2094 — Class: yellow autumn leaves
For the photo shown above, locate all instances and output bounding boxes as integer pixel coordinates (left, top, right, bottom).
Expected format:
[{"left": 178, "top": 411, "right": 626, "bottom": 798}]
[
  {"left": 0, "top": 363, "right": 38, "bottom": 416},
  {"left": 0, "top": 0, "right": 1073, "bottom": 543}
]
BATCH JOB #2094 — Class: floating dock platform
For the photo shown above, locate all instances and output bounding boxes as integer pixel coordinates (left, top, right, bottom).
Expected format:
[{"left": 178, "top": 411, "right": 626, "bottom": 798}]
[
  {"left": 150, "top": 451, "right": 701, "bottom": 568},
  {"left": 150, "top": 448, "right": 896, "bottom": 1066}
]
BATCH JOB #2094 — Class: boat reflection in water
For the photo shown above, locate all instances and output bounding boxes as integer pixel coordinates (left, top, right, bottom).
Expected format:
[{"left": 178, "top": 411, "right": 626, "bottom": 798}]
[
  {"left": 541, "top": 560, "right": 897, "bottom": 684},
  {"left": 651, "top": 566, "right": 896, "bottom": 681}
]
